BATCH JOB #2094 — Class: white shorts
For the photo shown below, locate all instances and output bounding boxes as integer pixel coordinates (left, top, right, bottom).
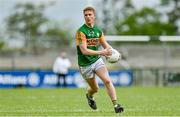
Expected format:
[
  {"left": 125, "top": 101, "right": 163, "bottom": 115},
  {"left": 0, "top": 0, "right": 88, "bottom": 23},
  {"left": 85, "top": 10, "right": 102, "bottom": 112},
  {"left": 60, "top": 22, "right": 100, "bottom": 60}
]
[{"left": 79, "top": 58, "right": 105, "bottom": 79}]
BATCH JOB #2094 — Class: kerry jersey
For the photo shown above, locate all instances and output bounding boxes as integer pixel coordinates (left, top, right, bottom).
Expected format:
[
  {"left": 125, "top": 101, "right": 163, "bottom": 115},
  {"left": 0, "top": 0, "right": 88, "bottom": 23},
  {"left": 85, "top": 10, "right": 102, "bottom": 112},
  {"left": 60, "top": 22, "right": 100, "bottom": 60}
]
[{"left": 76, "top": 24, "right": 105, "bottom": 66}]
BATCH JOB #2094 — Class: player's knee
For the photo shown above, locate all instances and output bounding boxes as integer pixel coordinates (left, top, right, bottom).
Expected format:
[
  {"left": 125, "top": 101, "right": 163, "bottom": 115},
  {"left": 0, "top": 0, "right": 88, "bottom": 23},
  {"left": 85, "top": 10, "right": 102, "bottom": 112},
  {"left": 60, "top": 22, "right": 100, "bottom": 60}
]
[
  {"left": 104, "top": 80, "right": 111, "bottom": 86},
  {"left": 93, "top": 87, "right": 99, "bottom": 93}
]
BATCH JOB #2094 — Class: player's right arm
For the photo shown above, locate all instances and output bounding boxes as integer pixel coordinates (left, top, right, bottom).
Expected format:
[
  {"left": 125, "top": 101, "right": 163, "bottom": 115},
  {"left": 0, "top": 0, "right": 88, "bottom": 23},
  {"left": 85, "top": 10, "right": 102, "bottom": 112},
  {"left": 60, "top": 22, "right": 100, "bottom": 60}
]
[{"left": 76, "top": 32, "right": 111, "bottom": 56}]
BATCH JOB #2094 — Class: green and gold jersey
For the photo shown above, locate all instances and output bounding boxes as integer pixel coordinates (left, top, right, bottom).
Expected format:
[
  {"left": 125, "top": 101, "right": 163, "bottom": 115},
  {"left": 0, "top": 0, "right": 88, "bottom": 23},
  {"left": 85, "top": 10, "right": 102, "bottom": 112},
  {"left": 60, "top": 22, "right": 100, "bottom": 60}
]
[{"left": 76, "top": 24, "right": 105, "bottom": 66}]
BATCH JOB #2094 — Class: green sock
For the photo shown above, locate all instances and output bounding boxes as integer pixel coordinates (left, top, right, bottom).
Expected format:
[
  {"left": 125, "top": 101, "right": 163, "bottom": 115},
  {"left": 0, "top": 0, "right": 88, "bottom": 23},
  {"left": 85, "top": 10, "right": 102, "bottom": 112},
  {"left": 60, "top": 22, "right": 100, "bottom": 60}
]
[{"left": 112, "top": 100, "right": 118, "bottom": 106}]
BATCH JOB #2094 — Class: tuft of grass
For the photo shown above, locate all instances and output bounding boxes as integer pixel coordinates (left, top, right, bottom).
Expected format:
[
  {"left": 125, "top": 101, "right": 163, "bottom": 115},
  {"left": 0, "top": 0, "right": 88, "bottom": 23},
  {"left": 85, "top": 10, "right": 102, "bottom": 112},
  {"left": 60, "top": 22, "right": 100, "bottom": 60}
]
[{"left": 0, "top": 87, "right": 180, "bottom": 116}]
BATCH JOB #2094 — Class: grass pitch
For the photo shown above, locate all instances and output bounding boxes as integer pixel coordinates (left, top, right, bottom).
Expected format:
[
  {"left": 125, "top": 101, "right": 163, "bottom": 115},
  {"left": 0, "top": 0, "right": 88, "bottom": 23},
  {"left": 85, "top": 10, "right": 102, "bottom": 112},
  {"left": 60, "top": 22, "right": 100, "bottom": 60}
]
[{"left": 0, "top": 87, "right": 180, "bottom": 116}]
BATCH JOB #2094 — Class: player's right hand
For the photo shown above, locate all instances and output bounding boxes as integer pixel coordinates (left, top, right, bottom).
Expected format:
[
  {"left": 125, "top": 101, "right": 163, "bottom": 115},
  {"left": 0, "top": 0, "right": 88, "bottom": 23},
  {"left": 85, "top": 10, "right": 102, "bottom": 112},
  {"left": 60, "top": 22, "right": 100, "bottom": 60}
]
[{"left": 100, "top": 48, "right": 112, "bottom": 57}]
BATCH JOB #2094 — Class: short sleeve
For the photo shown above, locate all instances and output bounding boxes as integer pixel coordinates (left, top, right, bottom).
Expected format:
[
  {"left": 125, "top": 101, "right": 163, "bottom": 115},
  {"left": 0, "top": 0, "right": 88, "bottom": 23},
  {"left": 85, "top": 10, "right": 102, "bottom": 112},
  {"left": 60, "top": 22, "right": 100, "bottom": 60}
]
[
  {"left": 99, "top": 32, "right": 106, "bottom": 44},
  {"left": 76, "top": 31, "right": 87, "bottom": 46}
]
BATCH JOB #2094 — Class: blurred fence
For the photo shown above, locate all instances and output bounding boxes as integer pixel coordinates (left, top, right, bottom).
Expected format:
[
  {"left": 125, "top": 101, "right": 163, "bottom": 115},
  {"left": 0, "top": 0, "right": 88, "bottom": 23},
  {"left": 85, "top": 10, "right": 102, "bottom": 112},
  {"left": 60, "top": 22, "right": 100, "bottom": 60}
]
[
  {"left": 0, "top": 35, "right": 180, "bottom": 86},
  {"left": 106, "top": 36, "right": 180, "bottom": 86}
]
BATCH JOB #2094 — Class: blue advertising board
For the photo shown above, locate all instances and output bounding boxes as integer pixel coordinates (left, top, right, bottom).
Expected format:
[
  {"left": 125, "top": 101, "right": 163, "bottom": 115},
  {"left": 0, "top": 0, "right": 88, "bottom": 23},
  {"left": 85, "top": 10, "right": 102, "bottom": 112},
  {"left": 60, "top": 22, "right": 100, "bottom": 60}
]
[{"left": 0, "top": 70, "right": 133, "bottom": 88}]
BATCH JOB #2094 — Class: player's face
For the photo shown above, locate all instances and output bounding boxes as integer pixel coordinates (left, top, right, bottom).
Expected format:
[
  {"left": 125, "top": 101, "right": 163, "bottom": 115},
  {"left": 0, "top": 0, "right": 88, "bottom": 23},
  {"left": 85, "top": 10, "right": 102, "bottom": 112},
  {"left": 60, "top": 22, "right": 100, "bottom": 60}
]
[{"left": 84, "top": 10, "right": 95, "bottom": 26}]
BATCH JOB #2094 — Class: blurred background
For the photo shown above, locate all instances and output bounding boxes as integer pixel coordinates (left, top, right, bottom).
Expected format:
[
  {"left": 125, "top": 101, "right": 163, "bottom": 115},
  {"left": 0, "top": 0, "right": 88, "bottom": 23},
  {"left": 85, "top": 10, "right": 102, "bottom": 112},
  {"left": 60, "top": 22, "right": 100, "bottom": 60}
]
[{"left": 0, "top": 0, "right": 180, "bottom": 88}]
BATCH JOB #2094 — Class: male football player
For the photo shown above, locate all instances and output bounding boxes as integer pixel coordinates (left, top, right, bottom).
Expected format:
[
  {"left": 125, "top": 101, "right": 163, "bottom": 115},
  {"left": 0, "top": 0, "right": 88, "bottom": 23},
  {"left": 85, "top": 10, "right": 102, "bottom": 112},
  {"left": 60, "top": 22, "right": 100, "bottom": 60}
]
[{"left": 75, "top": 6, "right": 124, "bottom": 113}]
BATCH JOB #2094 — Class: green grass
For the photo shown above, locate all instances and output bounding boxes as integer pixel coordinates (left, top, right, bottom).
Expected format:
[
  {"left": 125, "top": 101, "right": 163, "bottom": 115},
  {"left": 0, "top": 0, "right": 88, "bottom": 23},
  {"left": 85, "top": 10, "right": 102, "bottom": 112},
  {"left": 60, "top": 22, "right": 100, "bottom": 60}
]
[{"left": 0, "top": 87, "right": 180, "bottom": 116}]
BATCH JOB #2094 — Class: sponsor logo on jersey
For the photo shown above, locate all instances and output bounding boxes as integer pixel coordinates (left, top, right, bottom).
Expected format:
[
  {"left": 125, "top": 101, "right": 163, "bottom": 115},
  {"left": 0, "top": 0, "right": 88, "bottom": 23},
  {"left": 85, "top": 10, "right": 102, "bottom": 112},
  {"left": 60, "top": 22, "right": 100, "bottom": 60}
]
[{"left": 87, "top": 38, "right": 99, "bottom": 46}]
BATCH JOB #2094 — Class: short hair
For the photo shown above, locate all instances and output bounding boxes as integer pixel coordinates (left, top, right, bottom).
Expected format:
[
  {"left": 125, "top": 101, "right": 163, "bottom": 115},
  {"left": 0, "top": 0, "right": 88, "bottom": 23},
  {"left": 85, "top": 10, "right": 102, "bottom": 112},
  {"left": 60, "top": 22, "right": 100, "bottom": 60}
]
[{"left": 83, "top": 6, "right": 96, "bottom": 14}]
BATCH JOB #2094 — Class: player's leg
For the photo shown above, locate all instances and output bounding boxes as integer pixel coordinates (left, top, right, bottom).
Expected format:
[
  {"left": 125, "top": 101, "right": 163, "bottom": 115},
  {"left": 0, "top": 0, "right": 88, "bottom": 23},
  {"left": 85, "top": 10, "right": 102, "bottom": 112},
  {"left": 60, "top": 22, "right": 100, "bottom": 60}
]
[
  {"left": 95, "top": 66, "right": 124, "bottom": 113},
  {"left": 95, "top": 66, "right": 117, "bottom": 102},
  {"left": 86, "top": 77, "right": 99, "bottom": 96},
  {"left": 85, "top": 77, "right": 99, "bottom": 110},
  {"left": 79, "top": 65, "right": 99, "bottom": 110}
]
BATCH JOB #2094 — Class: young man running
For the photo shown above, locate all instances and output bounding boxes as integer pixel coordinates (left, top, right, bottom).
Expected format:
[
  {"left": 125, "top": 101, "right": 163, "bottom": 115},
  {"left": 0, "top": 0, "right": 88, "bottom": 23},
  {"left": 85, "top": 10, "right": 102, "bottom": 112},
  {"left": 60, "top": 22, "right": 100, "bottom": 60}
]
[{"left": 75, "top": 6, "right": 124, "bottom": 113}]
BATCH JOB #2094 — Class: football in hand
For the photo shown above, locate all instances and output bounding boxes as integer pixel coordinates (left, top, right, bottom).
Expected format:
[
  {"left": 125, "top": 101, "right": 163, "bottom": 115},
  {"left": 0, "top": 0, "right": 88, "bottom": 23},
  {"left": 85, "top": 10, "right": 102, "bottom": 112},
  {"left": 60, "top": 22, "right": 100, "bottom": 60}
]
[{"left": 106, "top": 48, "right": 121, "bottom": 63}]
